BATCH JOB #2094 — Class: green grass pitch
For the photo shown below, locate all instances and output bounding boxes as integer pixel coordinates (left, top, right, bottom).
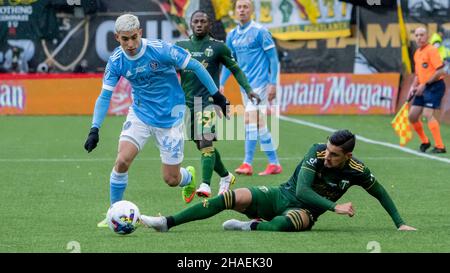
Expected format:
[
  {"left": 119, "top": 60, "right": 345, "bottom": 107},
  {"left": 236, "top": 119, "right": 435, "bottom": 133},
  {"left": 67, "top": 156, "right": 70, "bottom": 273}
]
[{"left": 1, "top": 115, "right": 449, "bottom": 253}]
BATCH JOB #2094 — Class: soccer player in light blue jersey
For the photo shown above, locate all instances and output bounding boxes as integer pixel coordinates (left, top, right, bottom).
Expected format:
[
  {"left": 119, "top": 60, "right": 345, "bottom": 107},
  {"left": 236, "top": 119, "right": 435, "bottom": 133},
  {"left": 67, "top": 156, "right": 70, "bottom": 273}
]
[
  {"left": 220, "top": 0, "right": 282, "bottom": 176},
  {"left": 83, "top": 14, "right": 230, "bottom": 227}
]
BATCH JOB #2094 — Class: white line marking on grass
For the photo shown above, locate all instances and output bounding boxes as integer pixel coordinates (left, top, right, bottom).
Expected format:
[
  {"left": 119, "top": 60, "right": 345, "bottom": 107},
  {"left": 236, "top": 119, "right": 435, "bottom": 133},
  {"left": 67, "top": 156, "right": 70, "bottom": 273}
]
[
  {"left": 279, "top": 115, "right": 450, "bottom": 165},
  {"left": 0, "top": 156, "right": 427, "bottom": 163}
]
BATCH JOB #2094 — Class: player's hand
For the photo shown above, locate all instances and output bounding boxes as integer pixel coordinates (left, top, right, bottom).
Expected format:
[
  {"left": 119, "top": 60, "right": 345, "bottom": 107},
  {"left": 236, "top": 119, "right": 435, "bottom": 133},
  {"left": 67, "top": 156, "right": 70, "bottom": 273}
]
[
  {"left": 248, "top": 91, "right": 261, "bottom": 105},
  {"left": 415, "top": 84, "right": 426, "bottom": 96},
  {"left": 219, "top": 86, "right": 225, "bottom": 94},
  {"left": 268, "top": 84, "right": 277, "bottom": 102},
  {"left": 334, "top": 202, "right": 355, "bottom": 217},
  {"left": 398, "top": 224, "right": 417, "bottom": 231},
  {"left": 84, "top": 127, "right": 99, "bottom": 153},
  {"left": 212, "top": 91, "right": 230, "bottom": 119}
]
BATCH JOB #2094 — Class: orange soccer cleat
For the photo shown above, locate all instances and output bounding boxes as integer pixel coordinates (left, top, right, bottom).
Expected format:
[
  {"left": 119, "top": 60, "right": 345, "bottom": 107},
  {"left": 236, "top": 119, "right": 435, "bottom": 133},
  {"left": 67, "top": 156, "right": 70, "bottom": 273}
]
[
  {"left": 258, "top": 164, "right": 282, "bottom": 176},
  {"left": 234, "top": 163, "right": 253, "bottom": 176}
]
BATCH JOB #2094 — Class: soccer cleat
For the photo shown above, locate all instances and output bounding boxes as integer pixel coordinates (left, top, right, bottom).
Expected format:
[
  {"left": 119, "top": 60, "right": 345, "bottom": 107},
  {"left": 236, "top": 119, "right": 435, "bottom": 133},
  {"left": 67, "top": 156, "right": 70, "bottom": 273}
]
[
  {"left": 97, "top": 217, "right": 108, "bottom": 228},
  {"left": 258, "top": 164, "right": 282, "bottom": 176},
  {"left": 140, "top": 215, "right": 168, "bottom": 232},
  {"left": 196, "top": 183, "right": 212, "bottom": 198},
  {"left": 431, "top": 147, "right": 446, "bottom": 154},
  {"left": 419, "top": 142, "right": 431, "bottom": 153},
  {"left": 218, "top": 173, "right": 236, "bottom": 195},
  {"left": 222, "top": 219, "right": 259, "bottom": 231},
  {"left": 182, "top": 166, "right": 196, "bottom": 203},
  {"left": 235, "top": 163, "right": 253, "bottom": 176}
]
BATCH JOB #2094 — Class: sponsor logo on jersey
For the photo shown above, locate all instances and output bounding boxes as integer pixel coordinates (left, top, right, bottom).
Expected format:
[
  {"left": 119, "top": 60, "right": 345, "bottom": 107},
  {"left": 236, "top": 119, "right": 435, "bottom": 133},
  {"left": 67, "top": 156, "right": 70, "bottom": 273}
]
[
  {"left": 135, "top": 65, "right": 146, "bottom": 73},
  {"left": 192, "top": 52, "right": 203, "bottom": 57},
  {"left": 306, "top": 158, "right": 317, "bottom": 167}
]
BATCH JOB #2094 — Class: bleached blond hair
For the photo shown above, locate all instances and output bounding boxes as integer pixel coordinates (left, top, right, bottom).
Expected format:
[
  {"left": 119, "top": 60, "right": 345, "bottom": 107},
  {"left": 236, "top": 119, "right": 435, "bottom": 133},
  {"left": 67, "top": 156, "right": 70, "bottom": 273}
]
[{"left": 115, "top": 14, "right": 140, "bottom": 33}]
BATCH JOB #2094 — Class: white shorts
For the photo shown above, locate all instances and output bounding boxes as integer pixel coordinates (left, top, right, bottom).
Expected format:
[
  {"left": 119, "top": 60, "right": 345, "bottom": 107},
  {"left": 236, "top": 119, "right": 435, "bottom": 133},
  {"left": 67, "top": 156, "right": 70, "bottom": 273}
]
[
  {"left": 119, "top": 108, "right": 185, "bottom": 165},
  {"left": 241, "top": 85, "right": 270, "bottom": 113}
]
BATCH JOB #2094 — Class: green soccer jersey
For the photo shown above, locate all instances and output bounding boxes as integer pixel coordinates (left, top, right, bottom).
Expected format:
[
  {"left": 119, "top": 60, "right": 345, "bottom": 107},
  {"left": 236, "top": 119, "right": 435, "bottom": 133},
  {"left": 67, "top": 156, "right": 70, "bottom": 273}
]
[
  {"left": 279, "top": 143, "right": 404, "bottom": 227},
  {"left": 176, "top": 35, "right": 252, "bottom": 110}
]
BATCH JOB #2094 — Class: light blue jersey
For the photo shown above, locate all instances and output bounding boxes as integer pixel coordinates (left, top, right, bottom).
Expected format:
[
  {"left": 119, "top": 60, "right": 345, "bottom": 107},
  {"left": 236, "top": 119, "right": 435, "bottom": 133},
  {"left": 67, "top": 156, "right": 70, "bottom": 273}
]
[
  {"left": 103, "top": 38, "right": 190, "bottom": 128},
  {"left": 224, "top": 21, "right": 276, "bottom": 89}
]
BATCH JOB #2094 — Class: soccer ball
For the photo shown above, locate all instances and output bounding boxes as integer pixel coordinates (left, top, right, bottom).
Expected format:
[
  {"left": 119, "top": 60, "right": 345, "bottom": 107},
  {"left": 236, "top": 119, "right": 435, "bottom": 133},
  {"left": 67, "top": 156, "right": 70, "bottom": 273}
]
[{"left": 106, "top": 200, "right": 140, "bottom": 235}]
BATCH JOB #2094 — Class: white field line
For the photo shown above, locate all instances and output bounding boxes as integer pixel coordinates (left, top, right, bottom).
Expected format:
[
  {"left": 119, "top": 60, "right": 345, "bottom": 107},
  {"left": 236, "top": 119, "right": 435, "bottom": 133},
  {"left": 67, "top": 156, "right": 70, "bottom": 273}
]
[
  {"left": 0, "top": 156, "right": 425, "bottom": 163},
  {"left": 279, "top": 115, "right": 450, "bottom": 165},
  {"left": 1, "top": 116, "right": 448, "bottom": 164}
]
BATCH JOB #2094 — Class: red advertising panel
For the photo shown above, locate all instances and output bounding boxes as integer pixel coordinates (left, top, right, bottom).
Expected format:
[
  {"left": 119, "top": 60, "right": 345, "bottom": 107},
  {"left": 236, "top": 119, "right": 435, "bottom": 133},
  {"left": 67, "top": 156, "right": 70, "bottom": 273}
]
[
  {"left": 0, "top": 73, "right": 132, "bottom": 116},
  {"left": 279, "top": 73, "right": 400, "bottom": 114},
  {"left": 224, "top": 73, "right": 400, "bottom": 115}
]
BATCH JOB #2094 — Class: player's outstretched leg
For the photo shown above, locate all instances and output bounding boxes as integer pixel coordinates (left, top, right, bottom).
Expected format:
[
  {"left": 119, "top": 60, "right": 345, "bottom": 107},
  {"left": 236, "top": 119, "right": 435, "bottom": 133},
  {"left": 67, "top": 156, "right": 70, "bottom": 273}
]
[{"left": 142, "top": 190, "right": 237, "bottom": 232}]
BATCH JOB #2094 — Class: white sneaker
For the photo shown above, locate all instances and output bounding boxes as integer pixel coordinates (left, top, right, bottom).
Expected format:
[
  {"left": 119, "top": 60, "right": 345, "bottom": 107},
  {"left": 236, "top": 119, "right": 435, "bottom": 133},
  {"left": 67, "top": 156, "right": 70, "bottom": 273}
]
[
  {"left": 140, "top": 215, "right": 168, "bottom": 232},
  {"left": 222, "top": 219, "right": 257, "bottom": 231},
  {"left": 196, "top": 183, "right": 212, "bottom": 197},
  {"left": 218, "top": 173, "right": 236, "bottom": 195}
]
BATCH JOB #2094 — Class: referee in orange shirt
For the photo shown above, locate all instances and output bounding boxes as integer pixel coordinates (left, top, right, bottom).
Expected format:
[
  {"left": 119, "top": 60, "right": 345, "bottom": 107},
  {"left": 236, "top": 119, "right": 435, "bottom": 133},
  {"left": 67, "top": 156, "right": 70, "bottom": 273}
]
[{"left": 408, "top": 27, "right": 446, "bottom": 153}]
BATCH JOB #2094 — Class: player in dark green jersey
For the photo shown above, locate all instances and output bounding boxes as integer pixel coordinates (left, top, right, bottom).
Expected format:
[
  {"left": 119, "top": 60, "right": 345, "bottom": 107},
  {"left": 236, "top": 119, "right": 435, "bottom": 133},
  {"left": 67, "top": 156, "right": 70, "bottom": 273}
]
[
  {"left": 140, "top": 129, "right": 416, "bottom": 232},
  {"left": 176, "top": 10, "right": 261, "bottom": 201}
]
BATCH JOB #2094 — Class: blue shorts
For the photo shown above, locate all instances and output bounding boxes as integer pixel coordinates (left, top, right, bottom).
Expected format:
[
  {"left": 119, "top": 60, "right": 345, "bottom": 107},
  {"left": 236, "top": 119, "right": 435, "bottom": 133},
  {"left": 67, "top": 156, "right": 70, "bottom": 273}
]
[{"left": 412, "top": 80, "right": 446, "bottom": 109}]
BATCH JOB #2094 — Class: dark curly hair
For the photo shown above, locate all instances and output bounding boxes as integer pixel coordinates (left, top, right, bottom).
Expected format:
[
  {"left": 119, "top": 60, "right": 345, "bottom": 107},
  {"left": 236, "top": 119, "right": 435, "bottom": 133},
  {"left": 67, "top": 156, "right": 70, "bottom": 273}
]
[{"left": 328, "top": 130, "right": 356, "bottom": 153}]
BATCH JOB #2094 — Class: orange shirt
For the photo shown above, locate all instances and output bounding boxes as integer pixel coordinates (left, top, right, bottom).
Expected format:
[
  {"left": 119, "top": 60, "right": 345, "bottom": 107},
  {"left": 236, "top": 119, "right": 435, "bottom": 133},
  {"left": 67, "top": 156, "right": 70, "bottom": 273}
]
[{"left": 414, "top": 44, "right": 444, "bottom": 84}]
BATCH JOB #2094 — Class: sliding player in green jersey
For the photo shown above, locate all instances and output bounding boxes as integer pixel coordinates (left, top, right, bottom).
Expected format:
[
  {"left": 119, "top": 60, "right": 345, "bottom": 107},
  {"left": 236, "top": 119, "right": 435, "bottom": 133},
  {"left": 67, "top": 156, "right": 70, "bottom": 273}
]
[
  {"left": 176, "top": 10, "right": 261, "bottom": 201},
  {"left": 140, "top": 129, "right": 416, "bottom": 232}
]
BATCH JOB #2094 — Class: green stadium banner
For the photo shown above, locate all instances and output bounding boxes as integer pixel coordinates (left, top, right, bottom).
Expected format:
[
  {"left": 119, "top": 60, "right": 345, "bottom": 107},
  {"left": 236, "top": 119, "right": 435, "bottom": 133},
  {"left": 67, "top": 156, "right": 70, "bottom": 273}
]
[{"left": 222, "top": 0, "right": 353, "bottom": 41}]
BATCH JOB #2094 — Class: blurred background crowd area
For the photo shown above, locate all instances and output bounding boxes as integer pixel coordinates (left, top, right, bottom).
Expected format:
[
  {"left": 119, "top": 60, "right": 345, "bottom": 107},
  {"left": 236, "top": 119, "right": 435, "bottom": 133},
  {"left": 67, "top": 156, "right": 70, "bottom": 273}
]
[{"left": 1, "top": 0, "right": 449, "bottom": 75}]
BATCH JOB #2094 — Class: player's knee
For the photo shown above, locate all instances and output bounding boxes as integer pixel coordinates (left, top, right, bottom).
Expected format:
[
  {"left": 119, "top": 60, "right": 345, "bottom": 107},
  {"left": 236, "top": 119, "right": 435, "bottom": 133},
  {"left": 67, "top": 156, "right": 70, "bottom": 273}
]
[
  {"left": 115, "top": 158, "right": 131, "bottom": 172},
  {"left": 285, "top": 209, "right": 314, "bottom": 232},
  {"left": 408, "top": 113, "right": 419, "bottom": 123}
]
